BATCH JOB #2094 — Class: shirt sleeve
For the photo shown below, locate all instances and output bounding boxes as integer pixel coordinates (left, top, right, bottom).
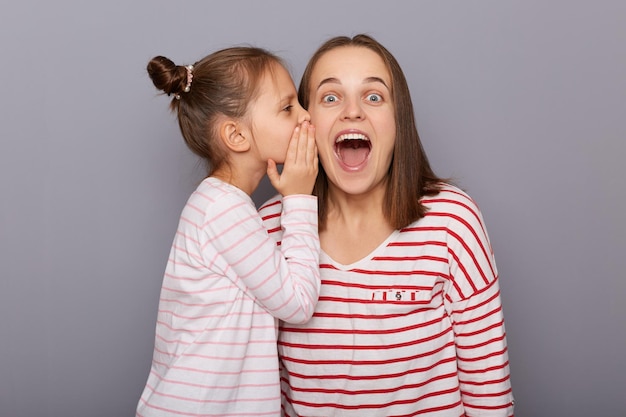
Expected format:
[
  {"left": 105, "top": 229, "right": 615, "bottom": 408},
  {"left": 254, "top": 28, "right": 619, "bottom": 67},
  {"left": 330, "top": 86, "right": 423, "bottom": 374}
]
[
  {"left": 199, "top": 192, "right": 320, "bottom": 324},
  {"left": 443, "top": 195, "right": 515, "bottom": 416}
]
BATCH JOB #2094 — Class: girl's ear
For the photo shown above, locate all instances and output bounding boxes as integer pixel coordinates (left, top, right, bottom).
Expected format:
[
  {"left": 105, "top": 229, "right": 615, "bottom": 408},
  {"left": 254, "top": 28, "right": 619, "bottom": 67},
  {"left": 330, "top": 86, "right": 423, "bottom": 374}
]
[{"left": 219, "top": 120, "right": 250, "bottom": 153}]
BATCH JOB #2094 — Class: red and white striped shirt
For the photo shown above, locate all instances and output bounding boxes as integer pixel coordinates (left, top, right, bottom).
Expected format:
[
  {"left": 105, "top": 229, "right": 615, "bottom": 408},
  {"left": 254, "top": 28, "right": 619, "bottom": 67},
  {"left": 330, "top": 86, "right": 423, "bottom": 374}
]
[
  {"left": 259, "top": 184, "right": 514, "bottom": 417},
  {"left": 137, "top": 177, "right": 320, "bottom": 417}
]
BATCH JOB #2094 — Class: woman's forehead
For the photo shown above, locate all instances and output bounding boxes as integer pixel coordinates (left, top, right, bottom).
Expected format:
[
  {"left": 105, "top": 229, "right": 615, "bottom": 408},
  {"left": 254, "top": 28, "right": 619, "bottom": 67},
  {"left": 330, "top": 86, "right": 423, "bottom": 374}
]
[{"left": 311, "top": 46, "right": 391, "bottom": 85}]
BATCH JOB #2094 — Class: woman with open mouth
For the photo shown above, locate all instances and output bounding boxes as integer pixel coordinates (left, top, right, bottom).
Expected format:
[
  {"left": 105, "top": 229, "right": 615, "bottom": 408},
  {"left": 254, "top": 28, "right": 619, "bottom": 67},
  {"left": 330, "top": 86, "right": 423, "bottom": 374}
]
[{"left": 260, "top": 34, "right": 514, "bottom": 416}]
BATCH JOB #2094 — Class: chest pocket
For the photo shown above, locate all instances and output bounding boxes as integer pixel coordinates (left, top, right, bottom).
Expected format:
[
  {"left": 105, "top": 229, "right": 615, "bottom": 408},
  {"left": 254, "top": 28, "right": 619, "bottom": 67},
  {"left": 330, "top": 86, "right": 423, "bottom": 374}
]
[
  {"left": 371, "top": 289, "right": 431, "bottom": 302},
  {"left": 370, "top": 288, "right": 437, "bottom": 304}
]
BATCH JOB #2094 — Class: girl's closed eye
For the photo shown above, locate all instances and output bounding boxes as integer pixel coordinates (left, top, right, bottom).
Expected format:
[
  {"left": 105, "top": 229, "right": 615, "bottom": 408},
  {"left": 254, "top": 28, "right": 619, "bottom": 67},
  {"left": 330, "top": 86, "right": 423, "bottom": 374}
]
[{"left": 283, "top": 104, "right": 294, "bottom": 112}]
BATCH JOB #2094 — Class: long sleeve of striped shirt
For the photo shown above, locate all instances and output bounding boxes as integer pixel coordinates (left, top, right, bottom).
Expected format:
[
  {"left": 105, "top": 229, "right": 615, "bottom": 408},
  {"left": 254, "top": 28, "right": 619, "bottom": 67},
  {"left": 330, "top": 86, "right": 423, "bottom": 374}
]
[
  {"left": 434, "top": 188, "right": 514, "bottom": 416},
  {"left": 191, "top": 181, "right": 320, "bottom": 322},
  {"left": 136, "top": 177, "right": 320, "bottom": 417},
  {"left": 259, "top": 184, "right": 513, "bottom": 417}
]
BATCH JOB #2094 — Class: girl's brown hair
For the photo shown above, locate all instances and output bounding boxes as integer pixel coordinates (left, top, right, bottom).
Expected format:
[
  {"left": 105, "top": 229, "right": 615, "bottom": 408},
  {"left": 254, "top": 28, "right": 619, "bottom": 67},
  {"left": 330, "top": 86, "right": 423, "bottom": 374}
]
[
  {"left": 147, "top": 47, "right": 284, "bottom": 176},
  {"left": 298, "top": 34, "right": 444, "bottom": 230}
]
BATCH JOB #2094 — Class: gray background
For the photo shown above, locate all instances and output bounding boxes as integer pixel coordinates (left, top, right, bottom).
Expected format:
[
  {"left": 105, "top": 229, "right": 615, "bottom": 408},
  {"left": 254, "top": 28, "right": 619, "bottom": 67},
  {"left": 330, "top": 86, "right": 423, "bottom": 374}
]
[{"left": 1, "top": 1, "right": 624, "bottom": 416}]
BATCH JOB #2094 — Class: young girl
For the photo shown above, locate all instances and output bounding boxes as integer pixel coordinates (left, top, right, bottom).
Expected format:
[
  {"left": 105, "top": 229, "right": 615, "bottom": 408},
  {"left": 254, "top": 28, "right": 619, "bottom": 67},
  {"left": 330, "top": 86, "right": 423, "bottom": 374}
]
[{"left": 136, "top": 47, "right": 320, "bottom": 417}]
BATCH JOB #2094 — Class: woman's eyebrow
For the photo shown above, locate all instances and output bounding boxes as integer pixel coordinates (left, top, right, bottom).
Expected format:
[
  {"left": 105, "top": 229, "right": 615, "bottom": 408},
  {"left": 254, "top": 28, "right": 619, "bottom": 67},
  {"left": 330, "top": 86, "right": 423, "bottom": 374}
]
[
  {"left": 316, "top": 76, "right": 389, "bottom": 91},
  {"left": 316, "top": 77, "right": 340, "bottom": 91},
  {"left": 364, "top": 76, "right": 389, "bottom": 89}
]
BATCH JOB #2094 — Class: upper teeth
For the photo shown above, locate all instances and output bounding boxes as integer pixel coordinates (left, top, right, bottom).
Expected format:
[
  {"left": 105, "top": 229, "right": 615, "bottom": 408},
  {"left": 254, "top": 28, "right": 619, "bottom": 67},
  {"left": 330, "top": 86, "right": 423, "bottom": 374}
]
[{"left": 336, "top": 133, "right": 368, "bottom": 143}]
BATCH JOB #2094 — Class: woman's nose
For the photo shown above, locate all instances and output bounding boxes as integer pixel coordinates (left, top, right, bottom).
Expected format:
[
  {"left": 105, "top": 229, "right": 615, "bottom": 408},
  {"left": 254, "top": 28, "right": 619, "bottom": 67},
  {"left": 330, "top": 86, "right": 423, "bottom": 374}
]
[{"left": 341, "top": 97, "right": 363, "bottom": 120}]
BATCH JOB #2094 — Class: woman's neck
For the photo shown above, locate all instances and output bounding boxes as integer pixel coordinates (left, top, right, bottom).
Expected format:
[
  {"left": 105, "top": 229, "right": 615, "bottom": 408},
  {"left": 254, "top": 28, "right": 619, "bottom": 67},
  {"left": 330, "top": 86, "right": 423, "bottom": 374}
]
[
  {"left": 320, "top": 184, "right": 395, "bottom": 264},
  {"left": 325, "top": 182, "right": 387, "bottom": 225},
  {"left": 322, "top": 182, "right": 393, "bottom": 244}
]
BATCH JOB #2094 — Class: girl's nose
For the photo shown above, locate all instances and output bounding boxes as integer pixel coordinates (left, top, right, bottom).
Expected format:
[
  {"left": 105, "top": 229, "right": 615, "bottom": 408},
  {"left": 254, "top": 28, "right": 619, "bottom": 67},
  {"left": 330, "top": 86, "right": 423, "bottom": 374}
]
[{"left": 299, "top": 106, "right": 311, "bottom": 123}]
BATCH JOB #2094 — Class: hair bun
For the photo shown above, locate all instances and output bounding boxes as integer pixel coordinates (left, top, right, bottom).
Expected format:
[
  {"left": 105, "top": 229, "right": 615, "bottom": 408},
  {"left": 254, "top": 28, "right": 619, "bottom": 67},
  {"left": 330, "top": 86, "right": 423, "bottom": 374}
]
[{"left": 147, "top": 55, "right": 189, "bottom": 97}]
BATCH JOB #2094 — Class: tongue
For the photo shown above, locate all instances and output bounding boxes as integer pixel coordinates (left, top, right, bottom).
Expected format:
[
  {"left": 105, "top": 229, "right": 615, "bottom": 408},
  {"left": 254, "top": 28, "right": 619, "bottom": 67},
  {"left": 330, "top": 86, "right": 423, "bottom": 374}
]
[{"left": 338, "top": 142, "right": 369, "bottom": 167}]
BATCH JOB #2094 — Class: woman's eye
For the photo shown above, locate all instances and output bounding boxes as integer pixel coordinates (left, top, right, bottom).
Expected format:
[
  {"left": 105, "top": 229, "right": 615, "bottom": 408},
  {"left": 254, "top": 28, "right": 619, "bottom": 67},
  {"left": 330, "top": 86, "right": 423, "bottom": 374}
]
[
  {"left": 322, "top": 94, "right": 338, "bottom": 103},
  {"left": 366, "top": 93, "right": 382, "bottom": 102}
]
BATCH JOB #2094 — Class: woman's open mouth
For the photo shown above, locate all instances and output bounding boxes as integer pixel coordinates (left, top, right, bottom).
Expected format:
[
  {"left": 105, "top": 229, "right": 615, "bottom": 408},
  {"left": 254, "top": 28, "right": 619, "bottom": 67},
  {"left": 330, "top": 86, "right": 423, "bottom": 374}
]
[{"left": 334, "top": 132, "right": 371, "bottom": 170}]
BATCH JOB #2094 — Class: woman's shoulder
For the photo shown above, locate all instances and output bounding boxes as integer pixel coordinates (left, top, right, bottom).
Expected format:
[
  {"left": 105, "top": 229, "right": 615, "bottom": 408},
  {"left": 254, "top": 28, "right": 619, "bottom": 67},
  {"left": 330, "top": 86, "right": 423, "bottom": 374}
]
[
  {"left": 422, "top": 183, "right": 477, "bottom": 207},
  {"left": 419, "top": 182, "right": 484, "bottom": 223},
  {"left": 257, "top": 194, "right": 284, "bottom": 242},
  {"left": 257, "top": 194, "right": 283, "bottom": 217},
  {"left": 258, "top": 194, "right": 283, "bottom": 222}
]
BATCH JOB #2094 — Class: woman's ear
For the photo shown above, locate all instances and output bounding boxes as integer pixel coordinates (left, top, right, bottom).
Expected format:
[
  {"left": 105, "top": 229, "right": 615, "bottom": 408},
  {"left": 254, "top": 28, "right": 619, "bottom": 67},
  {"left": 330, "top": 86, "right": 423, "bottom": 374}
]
[{"left": 219, "top": 120, "right": 250, "bottom": 153}]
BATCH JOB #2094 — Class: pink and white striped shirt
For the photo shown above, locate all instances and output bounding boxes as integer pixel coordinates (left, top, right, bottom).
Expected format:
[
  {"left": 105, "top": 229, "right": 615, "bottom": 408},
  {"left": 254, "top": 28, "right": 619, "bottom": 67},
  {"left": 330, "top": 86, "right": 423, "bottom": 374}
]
[
  {"left": 137, "top": 177, "right": 320, "bottom": 417},
  {"left": 259, "top": 184, "right": 514, "bottom": 416}
]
